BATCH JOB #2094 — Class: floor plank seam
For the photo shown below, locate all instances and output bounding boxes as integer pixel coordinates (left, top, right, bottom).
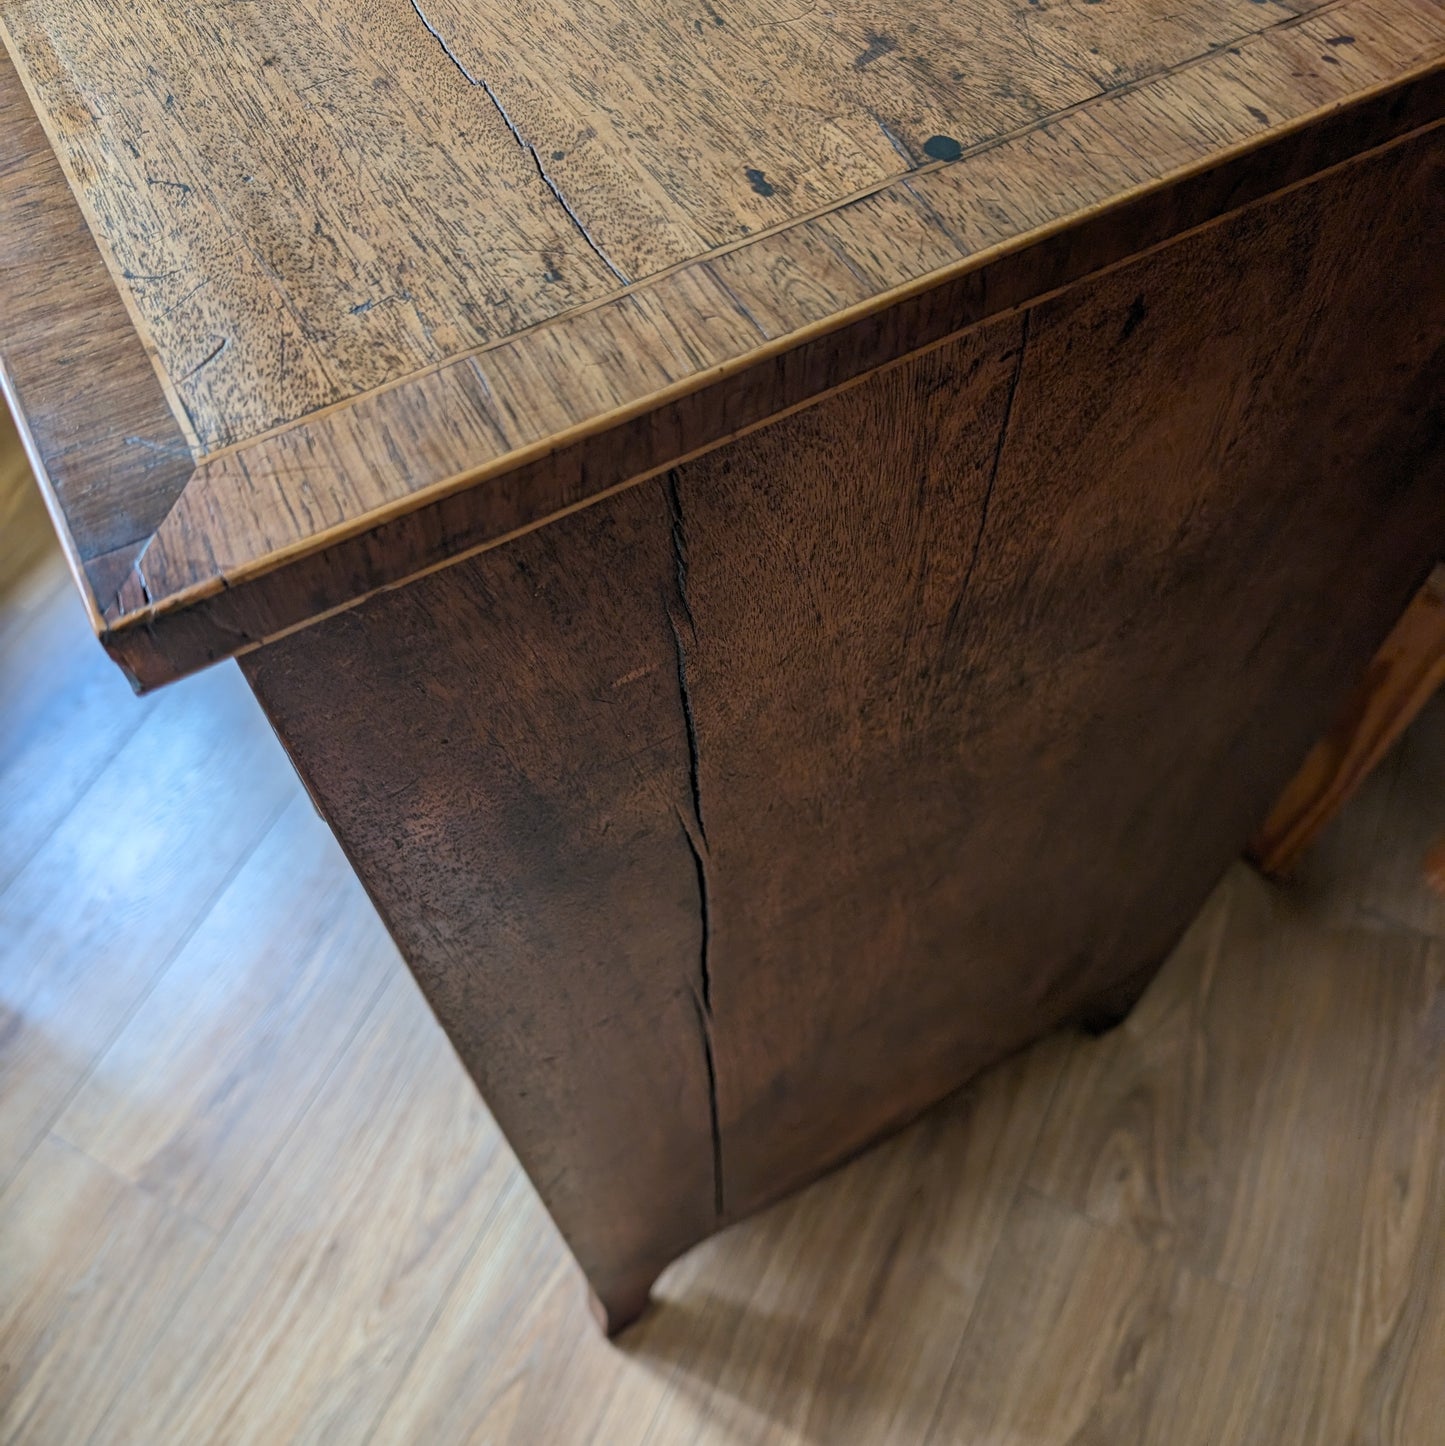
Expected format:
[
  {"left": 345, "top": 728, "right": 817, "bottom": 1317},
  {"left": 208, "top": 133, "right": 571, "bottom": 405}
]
[
  {"left": 84, "top": 959, "right": 397, "bottom": 1444},
  {"left": 0, "top": 703, "right": 152, "bottom": 900},
  {"left": 914, "top": 1056, "right": 1073, "bottom": 1446},
  {"left": 356, "top": 1170, "right": 525, "bottom": 1446},
  {"left": 0, "top": 792, "right": 291, "bottom": 1204}
]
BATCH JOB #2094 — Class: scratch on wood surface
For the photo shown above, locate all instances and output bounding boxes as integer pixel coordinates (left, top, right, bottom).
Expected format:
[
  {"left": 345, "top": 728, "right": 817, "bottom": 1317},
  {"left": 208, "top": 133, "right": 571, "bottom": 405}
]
[
  {"left": 873, "top": 115, "right": 916, "bottom": 165},
  {"left": 407, "top": 0, "right": 482, "bottom": 84},
  {"left": 666, "top": 606, "right": 708, "bottom": 831},
  {"left": 177, "top": 336, "right": 231, "bottom": 384},
  {"left": 689, "top": 985, "right": 726, "bottom": 1217},
  {"left": 665, "top": 471, "right": 707, "bottom": 842},
  {"left": 123, "top": 434, "right": 194, "bottom": 460},
  {"left": 133, "top": 550, "right": 154, "bottom": 607},
  {"left": 943, "top": 311, "right": 1031, "bottom": 647},
  {"left": 677, "top": 805, "right": 714, "bottom": 1013},
  {"left": 662, "top": 469, "right": 724, "bottom": 1215},
  {"left": 704, "top": 264, "right": 771, "bottom": 340},
  {"left": 675, "top": 744, "right": 724, "bottom": 1217},
  {"left": 525, "top": 145, "right": 631, "bottom": 285},
  {"left": 408, "top": 0, "right": 629, "bottom": 283}
]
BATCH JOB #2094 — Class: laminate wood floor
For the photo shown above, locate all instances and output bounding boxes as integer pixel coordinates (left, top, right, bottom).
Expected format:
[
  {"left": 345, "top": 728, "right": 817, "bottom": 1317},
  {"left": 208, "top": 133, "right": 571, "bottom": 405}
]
[{"left": 3, "top": 450, "right": 1444, "bottom": 1444}]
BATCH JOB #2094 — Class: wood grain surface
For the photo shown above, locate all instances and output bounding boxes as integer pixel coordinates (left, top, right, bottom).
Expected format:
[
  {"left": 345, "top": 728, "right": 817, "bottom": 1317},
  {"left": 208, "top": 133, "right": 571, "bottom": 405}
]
[
  {"left": 0, "top": 0, "right": 1368, "bottom": 446},
  {"left": 7, "top": 480, "right": 1445, "bottom": 1440},
  {"left": 0, "top": 42, "right": 190, "bottom": 611},
  {"left": 1, "top": 0, "right": 1442, "bottom": 685},
  {"left": 241, "top": 131, "right": 1445, "bottom": 1325}
]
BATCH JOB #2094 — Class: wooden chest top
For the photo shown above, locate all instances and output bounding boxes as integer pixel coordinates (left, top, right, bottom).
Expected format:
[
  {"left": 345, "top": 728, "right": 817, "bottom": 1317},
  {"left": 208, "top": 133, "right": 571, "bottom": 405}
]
[{"left": 1, "top": 0, "right": 1441, "bottom": 686}]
